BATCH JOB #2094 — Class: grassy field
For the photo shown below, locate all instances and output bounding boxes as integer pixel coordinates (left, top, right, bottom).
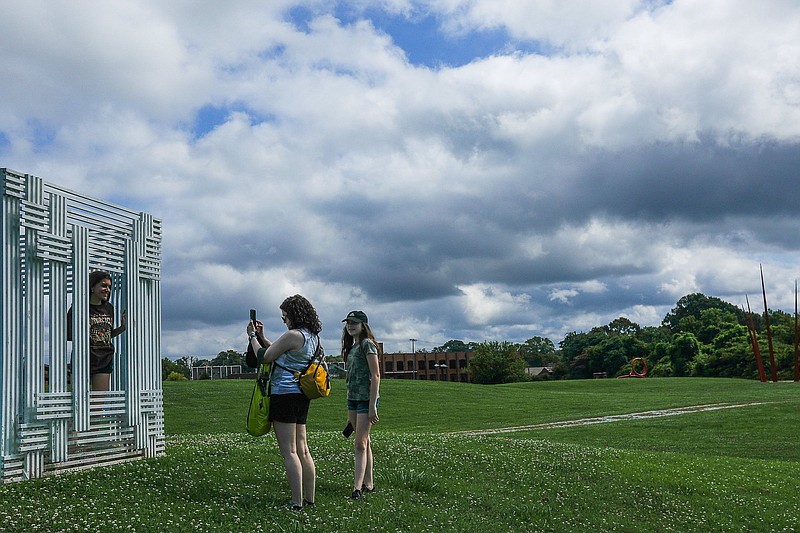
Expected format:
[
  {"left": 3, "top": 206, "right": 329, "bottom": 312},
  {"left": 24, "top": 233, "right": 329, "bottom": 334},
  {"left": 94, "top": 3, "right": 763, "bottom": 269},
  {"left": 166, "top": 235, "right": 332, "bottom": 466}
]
[{"left": 1, "top": 377, "right": 798, "bottom": 531}]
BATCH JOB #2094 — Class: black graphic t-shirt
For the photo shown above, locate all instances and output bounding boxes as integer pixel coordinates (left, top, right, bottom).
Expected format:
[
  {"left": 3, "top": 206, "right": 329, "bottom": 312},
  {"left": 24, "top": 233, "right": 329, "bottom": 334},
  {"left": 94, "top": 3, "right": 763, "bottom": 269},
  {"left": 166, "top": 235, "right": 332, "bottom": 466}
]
[{"left": 67, "top": 301, "right": 116, "bottom": 373}]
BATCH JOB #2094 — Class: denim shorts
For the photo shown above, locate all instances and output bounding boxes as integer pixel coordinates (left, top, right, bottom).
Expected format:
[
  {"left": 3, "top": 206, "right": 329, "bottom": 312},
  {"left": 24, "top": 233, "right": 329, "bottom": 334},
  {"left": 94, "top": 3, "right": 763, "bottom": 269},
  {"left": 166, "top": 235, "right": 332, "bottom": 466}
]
[{"left": 347, "top": 399, "right": 379, "bottom": 414}]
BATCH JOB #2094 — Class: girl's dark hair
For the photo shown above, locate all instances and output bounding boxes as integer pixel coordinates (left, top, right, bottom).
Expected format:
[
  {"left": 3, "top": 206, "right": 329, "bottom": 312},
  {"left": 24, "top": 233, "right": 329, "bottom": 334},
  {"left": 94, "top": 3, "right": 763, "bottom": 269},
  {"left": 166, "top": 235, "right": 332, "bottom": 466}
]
[
  {"left": 341, "top": 322, "right": 381, "bottom": 363},
  {"left": 279, "top": 295, "right": 322, "bottom": 335},
  {"left": 89, "top": 270, "right": 111, "bottom": 290}
]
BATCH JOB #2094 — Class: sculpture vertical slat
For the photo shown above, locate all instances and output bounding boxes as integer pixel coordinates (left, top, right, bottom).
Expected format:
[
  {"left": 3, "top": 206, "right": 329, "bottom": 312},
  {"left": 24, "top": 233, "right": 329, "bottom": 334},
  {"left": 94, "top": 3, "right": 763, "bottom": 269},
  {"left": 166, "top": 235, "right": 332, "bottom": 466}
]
[
  {"left": 110, "top": 269, "right": 125, "bottom": 391},
  {"left": 23, "top": 176, "right": 45, "bottom": 480},
  {"left": 71, "top": 226, "right": 90, "bottom": 432},
  {"left": 47, "top": 194, "right": 69, "bottom": 463},
  {"left": 124, "top": 241, "right": 142, "bottom": 436},
  {"left": 145, "top": 252, "right": 163, "bottom": 458},
  {"left": 135, "top": 213, "right": 159, "bottom": 454},
  {"left": 147, "top": 280, "right": 164, "bottom": 457},
  {"left": 1, "top": 171, "right": 23, "bottom": 460}
]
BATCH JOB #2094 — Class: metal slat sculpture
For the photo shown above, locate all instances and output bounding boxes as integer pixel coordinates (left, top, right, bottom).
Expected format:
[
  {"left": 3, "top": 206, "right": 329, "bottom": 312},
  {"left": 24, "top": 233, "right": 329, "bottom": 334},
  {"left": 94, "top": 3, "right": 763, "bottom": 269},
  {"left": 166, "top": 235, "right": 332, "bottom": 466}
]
[{"left": 1, "top": 168, "right": 164, "bottom": 482}]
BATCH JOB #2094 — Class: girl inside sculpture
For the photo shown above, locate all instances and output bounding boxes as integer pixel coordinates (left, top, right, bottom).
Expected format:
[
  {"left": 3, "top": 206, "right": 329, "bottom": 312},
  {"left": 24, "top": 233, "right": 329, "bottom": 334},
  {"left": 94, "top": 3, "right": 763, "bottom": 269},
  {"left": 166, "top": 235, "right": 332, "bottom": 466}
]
[{"left": 67, "top": 270, "right": 127, "bottom": 391}]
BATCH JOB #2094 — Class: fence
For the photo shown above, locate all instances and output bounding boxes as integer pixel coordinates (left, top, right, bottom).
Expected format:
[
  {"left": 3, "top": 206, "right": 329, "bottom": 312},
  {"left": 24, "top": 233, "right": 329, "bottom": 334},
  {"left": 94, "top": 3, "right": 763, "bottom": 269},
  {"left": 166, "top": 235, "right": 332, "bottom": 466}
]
[
  {"left": 1, "top": 168, "right": 164, "bottom": 482},
  {"left": 191, "top": 365, "right": 242, "bottom": 380}
]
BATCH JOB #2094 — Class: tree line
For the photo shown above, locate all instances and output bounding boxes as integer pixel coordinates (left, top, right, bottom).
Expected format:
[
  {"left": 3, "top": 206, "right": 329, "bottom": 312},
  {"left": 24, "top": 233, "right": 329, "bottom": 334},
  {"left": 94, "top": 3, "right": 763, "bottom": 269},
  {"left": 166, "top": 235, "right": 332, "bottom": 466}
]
[
  {"left": 161, "top": 292, "right": 799, "bottom": 384},
  {"left": 467, "top": 292, "right": 799, "bottom": 384}
]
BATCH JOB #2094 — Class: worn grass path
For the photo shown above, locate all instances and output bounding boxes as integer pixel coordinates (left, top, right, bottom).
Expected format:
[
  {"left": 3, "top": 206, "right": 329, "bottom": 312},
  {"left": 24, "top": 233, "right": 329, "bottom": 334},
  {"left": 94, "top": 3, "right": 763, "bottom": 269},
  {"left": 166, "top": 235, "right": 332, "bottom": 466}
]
[{"left": 446, "top": 400, "right": 774, "bottom": 435}]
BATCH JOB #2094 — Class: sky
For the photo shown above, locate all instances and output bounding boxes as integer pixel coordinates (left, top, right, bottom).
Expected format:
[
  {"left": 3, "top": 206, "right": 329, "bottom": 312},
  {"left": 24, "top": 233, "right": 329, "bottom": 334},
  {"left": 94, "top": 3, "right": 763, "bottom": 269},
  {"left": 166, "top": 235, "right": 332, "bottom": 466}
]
[{"left": 2, "top": 0, "right": 800, "bottom": 358}]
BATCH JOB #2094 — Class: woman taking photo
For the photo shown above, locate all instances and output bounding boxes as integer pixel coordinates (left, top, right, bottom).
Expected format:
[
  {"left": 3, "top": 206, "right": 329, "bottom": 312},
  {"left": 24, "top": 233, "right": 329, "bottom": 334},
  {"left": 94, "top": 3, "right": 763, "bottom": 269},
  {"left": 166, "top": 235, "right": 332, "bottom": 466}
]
[
  {"left": 246, "top": 294, "right": 321, "bottom": 510},
  {"left": 341, "top": 310, "right": 381, "bottom": 500}
]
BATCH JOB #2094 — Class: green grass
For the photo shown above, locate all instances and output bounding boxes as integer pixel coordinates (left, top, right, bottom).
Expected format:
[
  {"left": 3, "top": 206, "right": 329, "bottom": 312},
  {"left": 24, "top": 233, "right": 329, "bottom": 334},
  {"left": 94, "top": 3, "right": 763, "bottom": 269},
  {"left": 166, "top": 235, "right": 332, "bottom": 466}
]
[{"left": 2, "top": 378, "right": 799, "bottom": 531}]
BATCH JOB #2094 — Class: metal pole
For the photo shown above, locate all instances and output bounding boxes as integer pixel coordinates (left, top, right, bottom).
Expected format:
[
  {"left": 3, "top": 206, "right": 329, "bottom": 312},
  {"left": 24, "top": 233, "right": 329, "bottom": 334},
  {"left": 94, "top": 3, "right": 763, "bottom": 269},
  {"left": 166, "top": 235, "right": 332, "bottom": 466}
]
[
  {"left": 760, "top": 265, "right": 778, "bottom": 382},
  {"left": 794, "top": 280, "right": 799, "bottom": 382},
  {"left": 744, "top": 298, "right": 767, "bottom": 383}
]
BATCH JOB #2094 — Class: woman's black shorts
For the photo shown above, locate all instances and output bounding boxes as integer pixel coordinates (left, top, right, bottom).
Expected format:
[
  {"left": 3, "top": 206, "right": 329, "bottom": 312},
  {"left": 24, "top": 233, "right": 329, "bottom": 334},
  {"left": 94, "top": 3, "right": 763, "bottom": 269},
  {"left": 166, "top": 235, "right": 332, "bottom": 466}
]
[{"left": 269, "top": 393, "right": 310, "bottom": 424}]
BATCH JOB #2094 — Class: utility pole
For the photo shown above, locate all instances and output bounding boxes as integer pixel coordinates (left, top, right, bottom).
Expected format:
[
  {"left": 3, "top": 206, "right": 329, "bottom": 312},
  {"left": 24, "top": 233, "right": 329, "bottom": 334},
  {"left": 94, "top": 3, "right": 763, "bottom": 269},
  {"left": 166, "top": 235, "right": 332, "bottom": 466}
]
[{"left": 409, "top": 338, "right": 416, "bottom": 353}]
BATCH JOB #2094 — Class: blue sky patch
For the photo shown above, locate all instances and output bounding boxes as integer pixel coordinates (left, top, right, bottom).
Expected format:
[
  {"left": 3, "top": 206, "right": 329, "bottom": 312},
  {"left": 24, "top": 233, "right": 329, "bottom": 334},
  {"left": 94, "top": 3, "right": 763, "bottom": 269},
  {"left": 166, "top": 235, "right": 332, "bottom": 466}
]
[
  {"left": 26, "top": 120, "right": 57, "bottom": 153},
  {"left": 191, "top": 104, "right": 275, "bottom": 140},
  {"left": 335, "top": 7, "right": 549, "bottom": 67},
  {"left": 286, "top": 5, "right": 315, "bottom": 34}
]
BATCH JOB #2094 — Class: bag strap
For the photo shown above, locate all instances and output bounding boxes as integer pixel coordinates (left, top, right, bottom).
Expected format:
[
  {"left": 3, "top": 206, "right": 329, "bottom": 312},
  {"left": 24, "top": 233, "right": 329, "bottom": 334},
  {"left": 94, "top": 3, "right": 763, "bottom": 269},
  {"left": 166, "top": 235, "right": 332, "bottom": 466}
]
[{"left": 272, "top": 334, "right": 323, "bottom": 376}]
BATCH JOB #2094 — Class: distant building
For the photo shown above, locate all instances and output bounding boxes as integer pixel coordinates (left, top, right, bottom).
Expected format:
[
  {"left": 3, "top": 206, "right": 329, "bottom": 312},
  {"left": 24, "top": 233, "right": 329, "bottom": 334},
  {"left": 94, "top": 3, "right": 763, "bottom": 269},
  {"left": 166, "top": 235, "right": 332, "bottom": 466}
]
[
  {"left": 525, "top": 366, "right": 553, "bottom": 378},
  {"left": 380, "top": 351, "right": 473, "bottom": 383}
]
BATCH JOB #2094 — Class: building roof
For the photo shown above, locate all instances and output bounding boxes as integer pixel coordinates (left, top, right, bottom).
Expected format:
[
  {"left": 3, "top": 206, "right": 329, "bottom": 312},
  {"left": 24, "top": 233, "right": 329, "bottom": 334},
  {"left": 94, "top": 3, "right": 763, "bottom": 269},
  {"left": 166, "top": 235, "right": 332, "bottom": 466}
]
[{"left": 525, "top": 367, "right": 553, "bottom": 376}]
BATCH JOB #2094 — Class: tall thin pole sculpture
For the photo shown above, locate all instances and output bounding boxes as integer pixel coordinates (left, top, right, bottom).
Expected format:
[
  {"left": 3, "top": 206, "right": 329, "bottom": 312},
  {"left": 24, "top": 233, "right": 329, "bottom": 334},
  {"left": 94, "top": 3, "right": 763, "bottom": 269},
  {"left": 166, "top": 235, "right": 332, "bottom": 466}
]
[
  {"left": 794, "top": 280, "right": 799, "bottom": 382},
  {"left": 744, "top": 296, "right": 767, "bottom": 383},
  {"left": 760, "top": 265, "right": 778, "bottom": 382}
]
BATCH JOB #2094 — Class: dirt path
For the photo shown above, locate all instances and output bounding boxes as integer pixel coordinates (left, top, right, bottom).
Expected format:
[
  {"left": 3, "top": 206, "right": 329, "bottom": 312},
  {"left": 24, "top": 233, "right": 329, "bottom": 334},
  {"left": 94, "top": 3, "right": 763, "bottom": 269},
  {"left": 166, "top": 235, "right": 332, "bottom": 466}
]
[{"left": 446, "top": 401, "right": 769, "bottom": 436}]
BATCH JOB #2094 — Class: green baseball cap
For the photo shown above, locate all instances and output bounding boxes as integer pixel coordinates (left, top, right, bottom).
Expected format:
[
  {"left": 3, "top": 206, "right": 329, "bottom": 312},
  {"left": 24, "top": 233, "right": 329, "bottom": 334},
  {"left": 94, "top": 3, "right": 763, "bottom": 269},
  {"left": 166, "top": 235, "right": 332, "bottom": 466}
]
[{"left": 342, "top": 310, "right": 368, "bottom": 324}]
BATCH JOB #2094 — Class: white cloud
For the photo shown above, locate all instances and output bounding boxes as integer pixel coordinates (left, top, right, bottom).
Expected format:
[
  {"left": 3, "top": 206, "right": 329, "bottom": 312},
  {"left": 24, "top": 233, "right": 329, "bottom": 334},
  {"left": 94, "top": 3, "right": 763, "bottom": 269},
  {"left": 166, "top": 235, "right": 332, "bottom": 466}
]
[
  {"left": 2, "top": 1, "right": 800, "bottom": 357},
  {"left": 549, "top": 280, "right": 607, "bottom": 305},
  {"left": 549, "top": 288, "right": 579, "bottom": 304},
  {"left": 458, "top": 283, "right": 531, "bottom": 324}
]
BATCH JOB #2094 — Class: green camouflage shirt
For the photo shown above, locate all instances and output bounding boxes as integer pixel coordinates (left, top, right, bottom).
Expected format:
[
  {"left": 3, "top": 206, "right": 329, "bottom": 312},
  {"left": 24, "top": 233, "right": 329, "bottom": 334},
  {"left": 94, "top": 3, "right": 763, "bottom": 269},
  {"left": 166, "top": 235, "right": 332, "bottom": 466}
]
[{"left": 346, "top": 339, "right": 378, "bottom": 401}]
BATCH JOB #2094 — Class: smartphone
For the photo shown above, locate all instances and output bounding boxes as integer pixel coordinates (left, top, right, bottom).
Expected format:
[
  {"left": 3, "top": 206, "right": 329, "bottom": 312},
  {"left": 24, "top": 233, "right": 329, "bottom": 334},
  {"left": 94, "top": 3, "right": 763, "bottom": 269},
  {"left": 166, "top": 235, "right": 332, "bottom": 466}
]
[
  {"left": 342, "top": 422, "right": 354, "bottom": 438},
  {"left": 250, "top": 308, "right": 257, "bottom": 324}
]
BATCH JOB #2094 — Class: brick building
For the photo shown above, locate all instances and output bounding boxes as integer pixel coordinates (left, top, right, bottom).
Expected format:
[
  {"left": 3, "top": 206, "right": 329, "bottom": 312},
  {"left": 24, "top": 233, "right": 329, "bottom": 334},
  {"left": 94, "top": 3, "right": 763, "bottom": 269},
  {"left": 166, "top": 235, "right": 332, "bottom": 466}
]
[{"left": 380, "top": 351, "right": 473, "bottom": 383}]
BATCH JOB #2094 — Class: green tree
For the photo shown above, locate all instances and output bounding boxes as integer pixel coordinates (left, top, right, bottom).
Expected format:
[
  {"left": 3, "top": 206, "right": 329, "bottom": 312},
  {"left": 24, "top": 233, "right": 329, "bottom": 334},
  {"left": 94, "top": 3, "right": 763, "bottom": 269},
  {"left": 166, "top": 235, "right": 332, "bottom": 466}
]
[
  {"left": 650, "top": 356, "right": 673, "bottom": 377},
  {"left": 434, "top": 340, "right": 478, "bottom": 352},
  {"left": 468, "top": 341, "right": 526, "bottom": 384},
  {"left": 519, "top": 336, "right": 556, "bottom": 366},
  {"left": 767, "top": 309, "right": 796, "bottom": 344},
  {"left": 696, "top": 308, "right": 739, "bottom": 345},
  {"left": 161, "top": 358, "right": 178, "bottom": 381},
  {"left": 587, "top": 335, "right": 648, "bottom": 377},
  {"left": 172, "top": 357, "right": 193, "bottom": 379},
  {"left": 668, "top": 332, "right": 703, "bottom": 377},
  {"left": 691, "top": 321, "right": 752, "bottom": 378},
  {"left": 559, "top": 330, "right": 607, "bottom": 379},
  {"left": 211, "top": 350, "right": 244, "bottom": 367},
  {"left": 603, "top": 317, "right": 641, "bottom": 336},
  {"left": 663, "top": 293, "right": 742, "bottom": 333},
  {"left": 636, "top": 326, "right": 673, "bottom": 374},
  {"left": 637, "top": 325, "right": 673, "bottom": 344}
]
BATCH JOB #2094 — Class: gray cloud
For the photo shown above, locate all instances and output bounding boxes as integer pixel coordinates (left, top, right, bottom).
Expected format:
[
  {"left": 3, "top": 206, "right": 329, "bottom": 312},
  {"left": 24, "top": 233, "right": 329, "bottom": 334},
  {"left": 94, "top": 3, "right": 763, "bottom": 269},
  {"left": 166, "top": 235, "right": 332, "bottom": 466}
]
[{"left": 2, "top": 1, "right": 800, "bottom": 355}]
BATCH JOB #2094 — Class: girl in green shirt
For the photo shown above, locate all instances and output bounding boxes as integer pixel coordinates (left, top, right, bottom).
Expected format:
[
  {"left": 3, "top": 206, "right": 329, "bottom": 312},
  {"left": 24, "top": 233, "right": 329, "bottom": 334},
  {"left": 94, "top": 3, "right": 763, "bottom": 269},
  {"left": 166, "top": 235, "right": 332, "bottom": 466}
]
[{"left": 341, "top": 310, "right": 381, "bottom": 500}]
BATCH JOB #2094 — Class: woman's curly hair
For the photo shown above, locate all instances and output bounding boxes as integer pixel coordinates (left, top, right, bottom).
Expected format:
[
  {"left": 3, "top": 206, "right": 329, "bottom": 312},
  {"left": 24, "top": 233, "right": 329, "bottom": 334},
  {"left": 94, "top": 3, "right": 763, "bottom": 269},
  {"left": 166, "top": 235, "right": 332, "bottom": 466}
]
[{"left": 280, "top": 294, "right": 322, "bottom": 334}]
